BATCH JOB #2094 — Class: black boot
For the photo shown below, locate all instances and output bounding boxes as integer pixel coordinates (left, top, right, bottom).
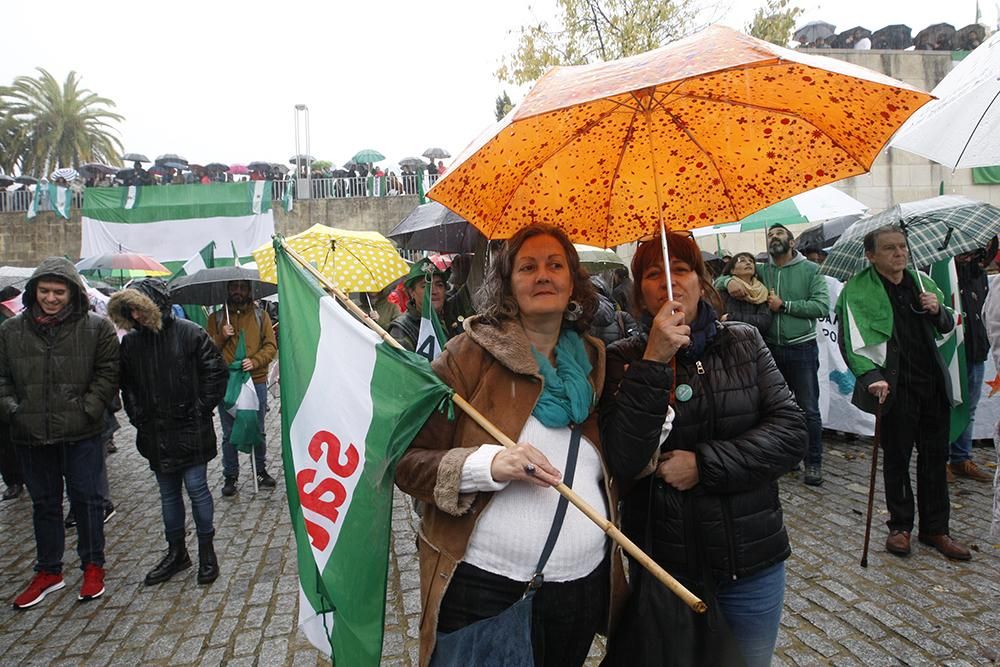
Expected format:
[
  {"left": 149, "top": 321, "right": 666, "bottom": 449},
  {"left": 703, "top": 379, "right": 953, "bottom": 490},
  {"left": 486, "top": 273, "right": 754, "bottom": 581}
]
[
  {"left": 144, "top": 540, "right": 192, "bottom": 586},
  {"left": 197, "top": 535, "right": 219, "bottom": 585}
]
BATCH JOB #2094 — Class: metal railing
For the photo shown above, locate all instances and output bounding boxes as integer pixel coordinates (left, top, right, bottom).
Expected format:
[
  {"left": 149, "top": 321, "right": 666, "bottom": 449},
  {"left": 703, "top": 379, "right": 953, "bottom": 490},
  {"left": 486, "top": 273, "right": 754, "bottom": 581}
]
[
  {"left": 0, "top": 189, "right": 85, "bottom": 214},
  {"left": 0, "top": 173, "right": 443, "bottom": 214}
]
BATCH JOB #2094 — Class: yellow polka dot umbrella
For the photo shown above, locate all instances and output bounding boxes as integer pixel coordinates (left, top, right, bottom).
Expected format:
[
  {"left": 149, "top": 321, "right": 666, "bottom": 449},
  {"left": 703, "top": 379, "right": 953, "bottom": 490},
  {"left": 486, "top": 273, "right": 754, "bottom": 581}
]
[
  {"left": 428, "top": 24, "right": 933, "bottom": 249},
  {"left": 252, "top": 225, "right": 408, "bottom": 293}
]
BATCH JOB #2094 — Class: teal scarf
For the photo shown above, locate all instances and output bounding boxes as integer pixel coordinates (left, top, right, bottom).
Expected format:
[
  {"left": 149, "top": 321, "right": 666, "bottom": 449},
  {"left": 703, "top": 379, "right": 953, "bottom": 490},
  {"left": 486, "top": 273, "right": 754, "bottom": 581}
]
[{"left": 530, "top": 330, "right": 594, "bottom": 428}]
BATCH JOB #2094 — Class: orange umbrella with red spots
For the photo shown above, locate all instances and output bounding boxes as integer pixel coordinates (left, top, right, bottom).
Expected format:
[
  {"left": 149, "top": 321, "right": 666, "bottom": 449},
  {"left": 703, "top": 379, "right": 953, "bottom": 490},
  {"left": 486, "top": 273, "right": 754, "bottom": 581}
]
[{"left": 429, "top": 25, "right": 932, "bottom": 250}]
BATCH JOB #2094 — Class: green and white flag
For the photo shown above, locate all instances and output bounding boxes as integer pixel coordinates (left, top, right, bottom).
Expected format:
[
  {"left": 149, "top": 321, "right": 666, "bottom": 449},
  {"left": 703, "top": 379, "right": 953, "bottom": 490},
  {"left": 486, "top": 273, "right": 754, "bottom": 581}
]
[
  {"left": 170, "top": 241, "right": 216, "bottom": 326},
  {"left": 415, "top": 275, "right": 447, "bottom": 362},
  {"left": 171, "top": 241, "right": 216, "bottom": 279},
  {"left": 49, "top": 184, "right": 71, "bottom": 220},
  {"left": 223, "top": 331, "right": 262, "bottom": 452},
  {"left": 930, "top": 257, "right": 969, "bottom": 440},
  {"left": 81, "top": 182, "right": 275, "bottom": 272},
  {"left": 26, "top": 185, "right": 41, "bottom": 220},
  {"left": 283, "top": 179, "right": 294, "bottom": 212},
  {"left": 275, "top": 241, "right": 452, "bottom": 666}
]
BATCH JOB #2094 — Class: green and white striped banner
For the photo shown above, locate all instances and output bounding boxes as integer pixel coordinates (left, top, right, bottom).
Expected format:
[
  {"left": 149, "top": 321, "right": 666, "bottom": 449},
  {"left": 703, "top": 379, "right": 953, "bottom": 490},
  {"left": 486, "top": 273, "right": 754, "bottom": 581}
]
[{"left": 81, "top": 182, "right": 275, "bottom": 265}]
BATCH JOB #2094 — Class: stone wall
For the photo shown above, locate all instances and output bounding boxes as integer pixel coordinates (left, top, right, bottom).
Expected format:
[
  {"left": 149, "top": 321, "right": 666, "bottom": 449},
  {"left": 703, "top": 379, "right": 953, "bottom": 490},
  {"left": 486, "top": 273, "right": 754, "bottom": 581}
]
[{"left": 0, "top": 195, "right": 422, "bottom": 267}]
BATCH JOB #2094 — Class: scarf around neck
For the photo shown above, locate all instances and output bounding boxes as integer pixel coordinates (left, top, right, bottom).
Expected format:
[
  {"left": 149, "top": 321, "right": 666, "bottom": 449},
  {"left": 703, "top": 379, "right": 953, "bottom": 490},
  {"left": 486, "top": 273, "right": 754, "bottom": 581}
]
[
  {"left": 729, "top": 275, "right": 769, "bottom": 304},
  {"left": 678, "top": 300, "right": 719, "bottom": 362},
  {"left": 31, "top": 302, "right": 75, "bottom": 331},
  {"left": 530, "top": 329, "right": 594, "bottom": 428}
]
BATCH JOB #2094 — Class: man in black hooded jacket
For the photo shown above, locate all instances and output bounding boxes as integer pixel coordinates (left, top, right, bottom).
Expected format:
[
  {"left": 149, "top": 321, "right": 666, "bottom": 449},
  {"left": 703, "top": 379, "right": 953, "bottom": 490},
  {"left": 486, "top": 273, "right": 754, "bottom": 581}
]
[
  {"left": 109, "top": 279, "right": 228, "bottom": 586},
  {"left": 0, "top": 257, "right": 119, "bottom": 609}
]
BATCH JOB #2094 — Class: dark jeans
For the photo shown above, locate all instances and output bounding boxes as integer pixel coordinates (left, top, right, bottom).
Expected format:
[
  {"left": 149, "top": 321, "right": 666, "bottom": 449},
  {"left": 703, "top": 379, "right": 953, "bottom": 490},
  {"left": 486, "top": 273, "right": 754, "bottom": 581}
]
[
  {"left": 770, "top": 340, "right": 823, "bottom": 467},
  {"left": 17, "top": 436, "right": 107, "bottom": 573},
  {"left": 219, "top": 382, "right": 267, "bottom": 479},
  {"left": 154, "top": 464, "right": 214, "bottom": 543},
  {"left": 950, "top": 361, "right": 985, "bottom": 463},
  {"left": 437, "top": 560, "right": 608, "bottom": 667},
  {"left": 881, "top": 382, "right": 950, "bottom": 534}
]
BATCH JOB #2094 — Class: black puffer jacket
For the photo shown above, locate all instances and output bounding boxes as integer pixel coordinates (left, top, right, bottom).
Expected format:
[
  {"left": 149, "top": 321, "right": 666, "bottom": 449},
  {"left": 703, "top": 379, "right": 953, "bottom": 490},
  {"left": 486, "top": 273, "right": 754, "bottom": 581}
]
[
  {"left": 600, "top": 320, "right": 805, "bottom": 581},
  {"left": 720, "top": 293, "right": 772, "bottom": 335},
  {"left": 110, "top": 280, "right": 227, "bottom": 473},
  {"left": 0, "top": 257, "right": 119, "bottom": 446}
]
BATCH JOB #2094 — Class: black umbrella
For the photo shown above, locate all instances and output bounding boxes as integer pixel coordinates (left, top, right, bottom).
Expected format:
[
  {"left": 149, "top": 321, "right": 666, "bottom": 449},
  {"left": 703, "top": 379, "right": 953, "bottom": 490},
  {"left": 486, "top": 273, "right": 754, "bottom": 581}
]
[
  {"left": 796, "top": 214, "right": 864, "bottom": 251},
  {"left": 169, "top": 266, "right": 277, "bottom": 305},
  {"left": 115, "top": 168, "right": 136, "bottom": 181},
  {"left": 161, "top": 161, "right": 188, "bottom": 171},
  {"left": 0, "top": 175, "right": 14, "bottom": 187},
  {"left": 15, "top": 176, "right": 37, "bottom": 185},
  {"left": 204, "top": 162, "right": 229, "bottom": 172},
  {"left": 422, "top": 147, "right": 450, "bottom": 160},
  {"left": 148, "top": 165, "right": 170, "bottom": 176},
  {"left": 122, "top": 153, "right": 150, "bottom": 163},
  {"left": 270, "top": 163, "right": 289, "bottom": 175},
  {"left": 388, "top": 201, "right": 482, "bottom": 253},
  {"left": 79, "top": 163, "right": 118, "bottom": 177},
  {"left": 247, "top": 161, "right": 272, "bottom": 172},
  {"left": 155, "top": 153, "right": 188, "bottom": 166}
]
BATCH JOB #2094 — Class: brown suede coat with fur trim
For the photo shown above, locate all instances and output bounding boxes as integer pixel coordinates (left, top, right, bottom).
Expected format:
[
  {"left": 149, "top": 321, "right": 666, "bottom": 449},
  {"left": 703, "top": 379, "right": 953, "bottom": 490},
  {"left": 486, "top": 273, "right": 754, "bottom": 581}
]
[{"left": 394, "top": 316, "right": 626, "bottom": 666}]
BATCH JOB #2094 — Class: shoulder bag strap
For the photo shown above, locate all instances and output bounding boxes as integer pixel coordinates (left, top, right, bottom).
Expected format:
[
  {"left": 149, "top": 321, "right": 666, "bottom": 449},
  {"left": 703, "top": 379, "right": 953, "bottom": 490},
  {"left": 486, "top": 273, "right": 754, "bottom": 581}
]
[{"left": 527, "top": 423, "right": 583, "bottom": 591}]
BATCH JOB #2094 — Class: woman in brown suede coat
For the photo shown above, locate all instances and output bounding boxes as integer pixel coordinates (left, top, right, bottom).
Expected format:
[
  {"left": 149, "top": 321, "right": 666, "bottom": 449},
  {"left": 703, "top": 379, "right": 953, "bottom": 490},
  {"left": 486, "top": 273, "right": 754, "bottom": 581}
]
[{"left": 395, "top": 223, "right": 628, "bottom": 667}]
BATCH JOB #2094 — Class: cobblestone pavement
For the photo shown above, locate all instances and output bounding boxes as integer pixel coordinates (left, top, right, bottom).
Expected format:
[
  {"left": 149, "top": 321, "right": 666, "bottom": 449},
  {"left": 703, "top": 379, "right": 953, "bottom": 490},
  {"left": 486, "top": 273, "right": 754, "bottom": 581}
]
[{"left": 2, "top": 408, "right": 998, "bottom": 665}]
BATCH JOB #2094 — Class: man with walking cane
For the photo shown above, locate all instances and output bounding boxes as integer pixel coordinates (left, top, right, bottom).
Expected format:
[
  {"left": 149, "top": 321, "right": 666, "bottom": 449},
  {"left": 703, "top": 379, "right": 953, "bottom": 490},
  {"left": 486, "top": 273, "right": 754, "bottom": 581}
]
[
  {"left": 836, "top": 225, "right": 971, "bottom": 561},
  {"left": 207, "top": 280, "right": 277, "bottom": 497}
]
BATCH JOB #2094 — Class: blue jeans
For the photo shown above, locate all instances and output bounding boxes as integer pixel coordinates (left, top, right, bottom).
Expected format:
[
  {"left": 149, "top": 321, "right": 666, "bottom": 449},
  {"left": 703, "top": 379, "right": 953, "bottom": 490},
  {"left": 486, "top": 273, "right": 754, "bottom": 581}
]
[
  {"left": 950, "top": 361, "right": 985, "bottom": 463},
  {"left": 219, "top": 382, "right": 267, "bottom": 479},
  {"left": 17, "top": 436, "right": 107, "bottom": 573},
  {"left": 154, "top": 464, "right": 214, "bottom": 543},
  {"left": 770, "top": 340, "right": 823, "bottom": 467},
  {"left": 716, "top": 562, "right": 785, "bottom": 667}
]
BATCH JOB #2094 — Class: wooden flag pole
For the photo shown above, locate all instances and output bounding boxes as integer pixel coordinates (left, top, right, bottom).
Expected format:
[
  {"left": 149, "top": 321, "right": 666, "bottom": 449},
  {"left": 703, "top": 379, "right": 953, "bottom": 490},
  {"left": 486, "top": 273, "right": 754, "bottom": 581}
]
[{"left": 279, "top": 239, "right": 706, "bottom": 614}]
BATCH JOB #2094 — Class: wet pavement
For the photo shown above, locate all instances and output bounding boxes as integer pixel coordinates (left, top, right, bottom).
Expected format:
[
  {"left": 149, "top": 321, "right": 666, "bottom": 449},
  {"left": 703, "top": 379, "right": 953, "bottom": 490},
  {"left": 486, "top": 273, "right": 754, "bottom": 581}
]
[{"left": 1, "top": 409, "right": 998, "bottom": 665}]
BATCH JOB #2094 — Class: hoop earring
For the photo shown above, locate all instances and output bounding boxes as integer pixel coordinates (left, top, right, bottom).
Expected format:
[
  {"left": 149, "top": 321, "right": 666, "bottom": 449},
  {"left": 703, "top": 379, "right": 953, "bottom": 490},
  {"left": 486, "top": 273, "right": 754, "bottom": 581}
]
[{"left": 564, "top": 300, "right": 582, "bottom": 322}]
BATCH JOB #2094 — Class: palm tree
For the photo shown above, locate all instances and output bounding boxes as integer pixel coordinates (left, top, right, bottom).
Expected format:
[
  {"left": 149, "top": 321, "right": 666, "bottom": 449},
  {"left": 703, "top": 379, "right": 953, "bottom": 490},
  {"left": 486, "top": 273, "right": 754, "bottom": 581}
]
[{"left": 0, "top": 68, "right": 124, "bottom": 176}]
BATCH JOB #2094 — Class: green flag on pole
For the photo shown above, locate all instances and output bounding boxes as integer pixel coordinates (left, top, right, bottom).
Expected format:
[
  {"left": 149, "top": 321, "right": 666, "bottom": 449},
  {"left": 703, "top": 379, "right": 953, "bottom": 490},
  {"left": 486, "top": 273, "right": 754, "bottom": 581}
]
[
  {"left": 930, "top": 257, "right": 969, "bottom": 441},
  {"left": 223, "top": 331, "right": 262, "bottom": 453},
  {"left": 274, "top": 240, "right": 453, "bottom": 665},
  {"left": 415, "top": 273, "right": 447, "bottom": 362}
]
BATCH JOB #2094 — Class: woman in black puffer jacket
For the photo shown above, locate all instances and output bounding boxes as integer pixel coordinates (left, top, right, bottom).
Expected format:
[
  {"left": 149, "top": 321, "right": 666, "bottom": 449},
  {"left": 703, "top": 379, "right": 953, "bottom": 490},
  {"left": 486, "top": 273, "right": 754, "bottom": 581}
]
[
  {"left": 109, "top": 279, "right": 228, "bottom": 587},
  {"left": 600, "top": 234, "right": 805, "bottom": 667}
]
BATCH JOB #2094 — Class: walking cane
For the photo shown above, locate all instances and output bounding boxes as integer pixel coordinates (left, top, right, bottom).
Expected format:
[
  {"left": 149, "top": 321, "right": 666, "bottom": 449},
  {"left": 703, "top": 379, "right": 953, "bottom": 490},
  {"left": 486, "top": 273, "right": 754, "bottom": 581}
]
[{"left": 860, "top": 402, "right": 883, "bottom": 568}]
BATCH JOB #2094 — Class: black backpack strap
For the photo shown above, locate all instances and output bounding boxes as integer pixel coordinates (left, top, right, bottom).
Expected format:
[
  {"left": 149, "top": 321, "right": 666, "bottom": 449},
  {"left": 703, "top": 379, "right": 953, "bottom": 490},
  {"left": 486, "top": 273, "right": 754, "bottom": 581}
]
[{"left": 527, "top": 423, "right": 583, "bottom": 591}]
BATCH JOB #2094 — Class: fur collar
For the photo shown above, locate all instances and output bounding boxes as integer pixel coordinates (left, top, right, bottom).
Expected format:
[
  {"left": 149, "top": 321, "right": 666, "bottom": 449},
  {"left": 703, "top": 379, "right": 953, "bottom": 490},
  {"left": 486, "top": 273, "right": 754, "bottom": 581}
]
[
  {"left": 462, "top": 315, "right": 606, "bottom": 397},
  {"left": 108, "top": 289, "right": 163, "bottom": 333}
]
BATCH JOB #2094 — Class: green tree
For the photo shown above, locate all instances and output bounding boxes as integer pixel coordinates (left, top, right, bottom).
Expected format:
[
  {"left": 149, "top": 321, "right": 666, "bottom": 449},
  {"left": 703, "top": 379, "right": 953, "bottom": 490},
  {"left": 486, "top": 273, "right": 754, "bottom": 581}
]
[
  {"left": 495, "top": 91, "right": 514, "bottom": 121},
  {"left": 497, "top": 0, "right": 702, "bottom": 86},
  {"left": 0, "top": 98, "right": 20, "bottom": 174},
  {"left": 0, "top": 68, "right": 124, "bottom": 176},
  {"left": 746, "top": 0, "right": 803, "bottom": 47}
]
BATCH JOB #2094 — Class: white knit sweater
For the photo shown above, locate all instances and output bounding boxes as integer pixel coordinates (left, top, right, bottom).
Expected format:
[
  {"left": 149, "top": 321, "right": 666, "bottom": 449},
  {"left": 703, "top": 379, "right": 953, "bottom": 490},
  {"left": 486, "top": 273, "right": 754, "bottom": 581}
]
[
  {"left": 460, "top": 416, "right": 606, "bottom": 582},
  {"left": 459, "top": 410, "right": 674, "bottom": 582}
]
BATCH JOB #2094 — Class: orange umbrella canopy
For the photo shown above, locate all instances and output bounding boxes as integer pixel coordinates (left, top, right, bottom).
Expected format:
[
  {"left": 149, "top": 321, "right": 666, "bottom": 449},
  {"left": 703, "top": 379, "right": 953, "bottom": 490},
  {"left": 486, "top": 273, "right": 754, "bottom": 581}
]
[{"left": 429, "top": 25, "right": 933, "bottom": 247}]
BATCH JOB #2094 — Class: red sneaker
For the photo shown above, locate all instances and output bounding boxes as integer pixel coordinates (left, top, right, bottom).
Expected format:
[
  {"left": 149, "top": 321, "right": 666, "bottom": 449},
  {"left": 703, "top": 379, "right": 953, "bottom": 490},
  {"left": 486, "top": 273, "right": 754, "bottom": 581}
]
[
  {"left": 12, "top": 572, "right": 65, "bottom": 609},
  {"left": 78, "top": 564, "right": 105, "bottom": 601}
]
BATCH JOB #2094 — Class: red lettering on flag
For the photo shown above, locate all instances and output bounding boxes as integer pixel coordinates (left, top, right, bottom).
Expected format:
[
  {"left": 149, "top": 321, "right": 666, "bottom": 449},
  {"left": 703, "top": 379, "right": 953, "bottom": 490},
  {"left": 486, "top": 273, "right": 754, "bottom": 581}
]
[{"left": 297, "top": 430, "right": 361, "bottom": 550}]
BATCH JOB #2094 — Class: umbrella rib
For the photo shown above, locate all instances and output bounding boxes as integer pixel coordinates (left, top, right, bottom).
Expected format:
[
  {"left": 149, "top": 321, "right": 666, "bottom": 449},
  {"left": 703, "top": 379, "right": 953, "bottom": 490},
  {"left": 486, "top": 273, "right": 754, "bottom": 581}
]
[
  {"left": 951, "top": 88, "right": 1000, "bottom": 169},
  {"left": 495, "top": 104, "right": 621, "bottom": 236},
  {"left": 663, "top": 89, "right": 869, "bottom": 175},
  {"left": 603, "top": 112, "right": 641, "bottom": 249},
  {"left": 648, "top": 95, "right": 740, "bottom": 222}
]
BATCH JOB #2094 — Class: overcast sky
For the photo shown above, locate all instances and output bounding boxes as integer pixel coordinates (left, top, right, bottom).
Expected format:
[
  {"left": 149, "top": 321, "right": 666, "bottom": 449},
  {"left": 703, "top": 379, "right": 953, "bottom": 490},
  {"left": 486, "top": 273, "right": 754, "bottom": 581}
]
[{"left": 2, "top": 0, "right": 994, "bottom": 175}]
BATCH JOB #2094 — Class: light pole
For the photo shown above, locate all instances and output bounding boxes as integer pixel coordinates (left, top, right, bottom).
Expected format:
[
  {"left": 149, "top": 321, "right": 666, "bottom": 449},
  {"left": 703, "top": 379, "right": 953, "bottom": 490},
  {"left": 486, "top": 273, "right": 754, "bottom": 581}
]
[{"left": 294, "top": 104, "right": 311, "bottom": 200}]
